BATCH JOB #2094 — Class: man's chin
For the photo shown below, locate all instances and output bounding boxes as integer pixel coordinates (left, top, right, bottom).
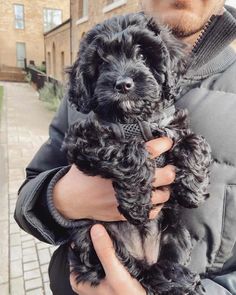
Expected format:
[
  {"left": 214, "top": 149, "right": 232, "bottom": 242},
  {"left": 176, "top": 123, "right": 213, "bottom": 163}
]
[
  {"left": 156, "top": 10, "right": 206, "bottom": 38},
  {"left": 171, "top": 24, "right": 204, "bottom": 38}
]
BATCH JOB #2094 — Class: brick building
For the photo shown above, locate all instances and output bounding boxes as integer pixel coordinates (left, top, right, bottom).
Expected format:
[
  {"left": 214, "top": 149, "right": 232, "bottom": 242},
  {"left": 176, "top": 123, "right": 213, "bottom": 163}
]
[
  {"left": 45, "top": 0, "right": 140, "bottom": 82},
  {"left": 0, "top": 0, "right": 70, "bottom": 69}
]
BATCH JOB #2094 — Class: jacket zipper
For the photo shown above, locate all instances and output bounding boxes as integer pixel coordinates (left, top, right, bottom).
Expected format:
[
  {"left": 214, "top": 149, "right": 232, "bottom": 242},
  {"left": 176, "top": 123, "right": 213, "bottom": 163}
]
[
  {"left": 191, "top": 15, "right": 216, "bottom": 56},
  {"left": 177, "top": 15, "right": 218, "bottom": 101},
  {"left": 186, "top": 14, "right": 222, "bottom": 72}
]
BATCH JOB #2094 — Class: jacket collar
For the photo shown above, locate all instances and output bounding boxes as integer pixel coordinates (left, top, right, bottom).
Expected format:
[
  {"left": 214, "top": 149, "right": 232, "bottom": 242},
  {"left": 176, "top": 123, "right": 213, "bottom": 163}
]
[{"left": 186, "top": 5, "right": 236, "bottom": 78}]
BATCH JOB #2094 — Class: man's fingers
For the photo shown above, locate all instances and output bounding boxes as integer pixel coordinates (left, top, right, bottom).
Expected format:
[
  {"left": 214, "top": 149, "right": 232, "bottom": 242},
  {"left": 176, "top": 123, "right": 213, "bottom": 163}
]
[
  {"left": 149, "top": 205, "right": 163, "bottom": 219},
  {"left": 151, "top": 187, "right": 170, "bottom": 205},
  {"left": 150, "top": 187, "right": 171, "bottom": 219},
  {"left": 90, "top": 224, "right": 127, "bottom": 278},
  {"left": 152, "top": 165, "right": 175, "bottom": 187},
  {"left": 146, "top": 137, "right": 173, "bottom": 159}
]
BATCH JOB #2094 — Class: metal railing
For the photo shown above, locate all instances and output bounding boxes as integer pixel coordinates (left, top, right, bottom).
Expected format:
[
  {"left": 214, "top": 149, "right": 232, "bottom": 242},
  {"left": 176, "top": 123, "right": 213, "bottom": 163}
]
[{"left": 24, "top": 58, "right": 62, "bottom": 92}]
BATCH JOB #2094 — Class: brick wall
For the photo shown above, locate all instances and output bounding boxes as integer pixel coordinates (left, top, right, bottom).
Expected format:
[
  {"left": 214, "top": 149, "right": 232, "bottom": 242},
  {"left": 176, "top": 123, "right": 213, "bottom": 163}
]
[{"left": 0, "top": 0, "right": 70, "bottom": 68}]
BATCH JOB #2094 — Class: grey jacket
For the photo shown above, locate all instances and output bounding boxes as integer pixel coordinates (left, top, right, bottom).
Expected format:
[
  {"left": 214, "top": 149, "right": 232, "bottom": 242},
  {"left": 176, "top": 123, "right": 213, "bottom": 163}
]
[{"left": 15, "top": 6, "right": 236, "bottom": 294}]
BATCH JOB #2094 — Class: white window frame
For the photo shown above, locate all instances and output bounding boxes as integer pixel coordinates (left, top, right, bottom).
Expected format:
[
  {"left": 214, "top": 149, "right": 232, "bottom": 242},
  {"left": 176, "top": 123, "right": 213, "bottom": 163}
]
[
  {"left": 103, "top": 0, "right": 127, "bottom": 13},
  {"left": 14, "top": 4, "right": 25, "bottom": 29},
  {"left": 76, "top": 0, "right": 89, "bottom": 25}
]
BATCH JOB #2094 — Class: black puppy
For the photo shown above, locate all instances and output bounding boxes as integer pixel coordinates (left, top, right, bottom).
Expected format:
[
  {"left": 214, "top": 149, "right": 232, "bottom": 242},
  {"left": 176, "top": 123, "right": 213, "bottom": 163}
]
[{"left": 64, "top": 13, "right": 211, "bottom": 295}]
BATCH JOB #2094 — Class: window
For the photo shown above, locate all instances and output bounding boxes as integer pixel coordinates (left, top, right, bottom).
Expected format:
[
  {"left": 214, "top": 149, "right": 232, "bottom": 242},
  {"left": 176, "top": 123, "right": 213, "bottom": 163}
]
[
  {"left": 14, "top": 4, "right": 24, "bottom": 29},
  {"left": 43, "top": 8, "right": 62, "bottom": 32},
  {"left": 76, "top": 0, "right": 89, "bottom": 25},
  {"left": 78, "top": 0, "right": 88, "bottom": 19},
  {"left": 103, "top": 0, "right": 127, "bottom": 13}
]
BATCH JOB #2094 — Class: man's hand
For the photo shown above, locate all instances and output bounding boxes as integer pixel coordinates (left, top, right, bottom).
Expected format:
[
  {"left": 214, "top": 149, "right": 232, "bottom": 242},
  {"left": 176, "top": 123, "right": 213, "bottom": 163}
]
[
  {"left": 70, "top": 224, "right": 147, "bottom": 295},
  {"left": 53, "top": 137, "right": 175, "bottom": 221}
]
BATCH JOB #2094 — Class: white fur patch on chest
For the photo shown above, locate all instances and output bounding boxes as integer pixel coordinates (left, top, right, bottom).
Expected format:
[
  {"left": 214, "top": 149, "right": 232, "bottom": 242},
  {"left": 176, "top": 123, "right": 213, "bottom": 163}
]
[{"left": 109, "top": 219, "right": 161, "bottom": 265}]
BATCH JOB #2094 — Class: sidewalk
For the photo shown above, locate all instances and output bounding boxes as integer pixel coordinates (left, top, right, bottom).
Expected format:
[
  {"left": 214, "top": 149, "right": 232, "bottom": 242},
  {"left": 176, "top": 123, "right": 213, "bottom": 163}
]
[{"left": 0, "top": 82, "right": 57, "bottom": 295}]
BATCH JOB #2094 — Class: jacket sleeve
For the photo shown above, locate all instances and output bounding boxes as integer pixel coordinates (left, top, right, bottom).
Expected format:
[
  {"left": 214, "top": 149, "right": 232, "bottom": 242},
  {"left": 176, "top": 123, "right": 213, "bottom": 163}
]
[
  {"left": 202, "top": 271, "right": 236, "bottom": 294},
  {"left": 14, "top": 96, "right": 72, "bottom": 245}
]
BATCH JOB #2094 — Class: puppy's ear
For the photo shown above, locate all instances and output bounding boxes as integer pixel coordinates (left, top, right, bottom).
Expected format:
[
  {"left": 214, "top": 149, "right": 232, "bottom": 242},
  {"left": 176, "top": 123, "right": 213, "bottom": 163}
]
[
  {"left": 66, "top": 59, "right": 89, "bottom": 113},
  {"left": 147, "top": 18, "right": 188, "bottom": 73},
  {"left": 67, "top": 38, "right": 99, "bottom": 113},
  {"left": 161, "top": 33, "right": 187, "bottom": 102}
]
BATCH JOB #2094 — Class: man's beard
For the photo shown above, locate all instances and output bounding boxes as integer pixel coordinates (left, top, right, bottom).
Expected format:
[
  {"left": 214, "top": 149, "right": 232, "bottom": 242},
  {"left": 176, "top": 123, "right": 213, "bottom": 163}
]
[{"left": 171, "top": 24, "right": 206, "bottom": 38}]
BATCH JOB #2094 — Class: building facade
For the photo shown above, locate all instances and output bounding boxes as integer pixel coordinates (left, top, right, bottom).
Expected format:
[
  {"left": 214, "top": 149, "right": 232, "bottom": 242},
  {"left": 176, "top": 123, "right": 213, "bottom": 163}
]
[{"left": 0, "top": 0, "right": 70, "bottom": 69}]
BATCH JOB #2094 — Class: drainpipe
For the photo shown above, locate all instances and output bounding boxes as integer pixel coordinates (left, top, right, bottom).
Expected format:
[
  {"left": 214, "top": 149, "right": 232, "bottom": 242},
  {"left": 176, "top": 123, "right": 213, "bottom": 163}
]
[{"left": 70, "top": 0, "right": 72, "bottom": 65}]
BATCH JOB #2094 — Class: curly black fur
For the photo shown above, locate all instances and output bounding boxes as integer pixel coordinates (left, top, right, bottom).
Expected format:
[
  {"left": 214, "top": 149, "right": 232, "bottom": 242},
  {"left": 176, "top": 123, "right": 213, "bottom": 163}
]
[{"left": 64, "top": 13, "right": 211, "bottom": 295}]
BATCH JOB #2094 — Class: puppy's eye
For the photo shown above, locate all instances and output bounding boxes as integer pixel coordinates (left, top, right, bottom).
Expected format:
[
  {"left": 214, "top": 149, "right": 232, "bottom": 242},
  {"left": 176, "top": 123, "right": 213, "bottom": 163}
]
[
  {"left": 137, "top": 51, "right": 146, "bottom": 61},
  {"left": 135, "top": 47, "right": 146, "bottom": 61}
]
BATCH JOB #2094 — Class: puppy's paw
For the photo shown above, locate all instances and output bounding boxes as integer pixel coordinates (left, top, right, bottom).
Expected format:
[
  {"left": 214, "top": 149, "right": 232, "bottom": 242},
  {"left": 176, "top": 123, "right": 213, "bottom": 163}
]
[
  {"left": 68, "top": 245, "right": 105, "bottom": 286},
  {"left": 171, "top": 133, "right": 211, "bottom": 208},
  {"left": 145, "top": 260, "right": 202, "bottom": 295}
]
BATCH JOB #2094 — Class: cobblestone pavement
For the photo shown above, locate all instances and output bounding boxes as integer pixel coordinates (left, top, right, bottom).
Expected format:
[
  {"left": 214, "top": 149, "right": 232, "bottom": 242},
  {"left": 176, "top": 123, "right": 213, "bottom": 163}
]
[{"left": 0, "top": 82, "right": 57, "bottom": 295}]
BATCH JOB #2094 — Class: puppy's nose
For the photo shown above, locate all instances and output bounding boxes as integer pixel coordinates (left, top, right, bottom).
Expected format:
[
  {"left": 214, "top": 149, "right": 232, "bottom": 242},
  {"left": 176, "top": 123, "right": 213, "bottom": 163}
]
[{"left": 115, "top": 78, "right": 134, "bottom": 93}]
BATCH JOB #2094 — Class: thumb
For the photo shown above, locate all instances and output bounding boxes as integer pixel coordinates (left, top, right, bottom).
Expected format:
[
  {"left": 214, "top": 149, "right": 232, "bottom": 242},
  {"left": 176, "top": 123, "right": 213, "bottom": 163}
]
[{"left": 90, "top": 224, "right": 127, "bottom": 279}]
